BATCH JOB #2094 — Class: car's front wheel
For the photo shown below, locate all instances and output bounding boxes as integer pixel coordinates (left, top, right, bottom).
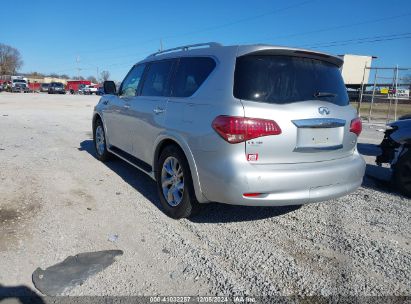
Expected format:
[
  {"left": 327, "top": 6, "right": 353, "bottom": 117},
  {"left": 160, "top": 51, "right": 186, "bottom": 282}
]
[
  {"left": 93, "top": 119, "right": 111, "bottom": 162},
  {"left": 156, "top": 145, "right": 199, "bottom": 219}
]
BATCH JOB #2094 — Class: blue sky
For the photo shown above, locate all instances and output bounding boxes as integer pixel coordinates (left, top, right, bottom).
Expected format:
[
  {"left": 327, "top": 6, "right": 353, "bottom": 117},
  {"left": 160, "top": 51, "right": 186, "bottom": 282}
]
[{"left": 2, "top": 0, "right": 410, "bottom": 81}]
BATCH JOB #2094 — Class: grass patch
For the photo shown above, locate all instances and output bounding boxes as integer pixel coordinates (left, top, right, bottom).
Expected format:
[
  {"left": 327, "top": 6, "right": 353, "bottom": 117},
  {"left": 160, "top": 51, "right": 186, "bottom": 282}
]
[{"left": 351, "top": 101, "right": 411, "bottom": 121}]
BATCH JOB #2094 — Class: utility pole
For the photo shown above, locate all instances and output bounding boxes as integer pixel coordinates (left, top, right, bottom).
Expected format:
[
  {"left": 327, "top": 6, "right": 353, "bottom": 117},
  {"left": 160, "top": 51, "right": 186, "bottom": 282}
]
[
  {"left": 76, "top": 56, "right": 81, "bottom": 80},
  {"left": 394, "top": 65, "right": 399, "bottom": 121},
  {"left": 368, "top": 68, "right": 378, "bottom": 122},
  {"left": 160, "top": 39, "right": 163, "bottom": 52}
]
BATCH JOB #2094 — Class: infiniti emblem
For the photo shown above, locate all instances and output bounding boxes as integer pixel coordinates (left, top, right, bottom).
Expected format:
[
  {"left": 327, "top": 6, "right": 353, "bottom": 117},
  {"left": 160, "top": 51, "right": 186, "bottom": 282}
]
[{"left": 318, "top": 107, "right": 330, "bottom": 115}]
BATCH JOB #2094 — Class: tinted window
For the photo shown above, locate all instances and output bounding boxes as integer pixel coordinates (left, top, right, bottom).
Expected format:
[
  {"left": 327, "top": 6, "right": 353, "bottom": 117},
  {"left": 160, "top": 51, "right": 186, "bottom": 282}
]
[
  {"left": 120, "top": 64, "right": 146, "bottom": 97},
  {"left": 234, "top": 55, "right": 348, "bottom": 106},
  {"left": 141, "top": 60, "right": 174, "bottom": 97},
  {"left": 172, "top": 57, "right": 216, "bottom": 97}
]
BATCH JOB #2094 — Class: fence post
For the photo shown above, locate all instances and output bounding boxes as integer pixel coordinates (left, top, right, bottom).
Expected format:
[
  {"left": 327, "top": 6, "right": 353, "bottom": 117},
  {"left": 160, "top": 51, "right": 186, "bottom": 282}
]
[
  {"left": 368, "top": 69, "right": 378, "bottom": 123},
  {"left": 358, "top": 64, "right": 367, "bottom": 117},
  {"left": 394, "top": 65, "right": 399, "bottom": 121}
]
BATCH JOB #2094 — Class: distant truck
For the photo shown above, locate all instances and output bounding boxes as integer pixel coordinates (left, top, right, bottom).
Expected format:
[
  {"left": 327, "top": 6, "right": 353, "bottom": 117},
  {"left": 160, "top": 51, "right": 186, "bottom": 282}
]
[
  {"left": 10, "top": 76, "right": 30, "bottom": 93},
  {"left": 66, "top": 80, "right": 91, "bottom": 94}
]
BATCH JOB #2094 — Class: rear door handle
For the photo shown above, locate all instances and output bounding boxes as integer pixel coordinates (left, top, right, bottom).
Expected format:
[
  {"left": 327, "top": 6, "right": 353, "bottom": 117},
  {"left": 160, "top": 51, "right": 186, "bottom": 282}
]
[
  {"left": 153, "top": 107, "right": 165, "bottom": 114},
  {"left": 123, "top": 104, "right": 130, "bottom": 109}
]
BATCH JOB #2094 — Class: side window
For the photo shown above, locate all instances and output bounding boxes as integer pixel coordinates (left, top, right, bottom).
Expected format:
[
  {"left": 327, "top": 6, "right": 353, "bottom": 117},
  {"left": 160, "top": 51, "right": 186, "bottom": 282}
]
[
  {"left": 141, "top": 60, "right": 174, "bottom": 97},
  {"left": 172, "top": 57, "right": 216, "bottom": 97},
  {"left": 119, "top": 64, "right": 146, "bottom": 97}
]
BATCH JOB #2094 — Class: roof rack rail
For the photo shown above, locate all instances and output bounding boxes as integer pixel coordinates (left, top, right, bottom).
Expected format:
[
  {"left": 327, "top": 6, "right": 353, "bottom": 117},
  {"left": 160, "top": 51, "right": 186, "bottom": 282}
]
[{"left": 148, "top": 42, "right": 222, "bottom": 57}]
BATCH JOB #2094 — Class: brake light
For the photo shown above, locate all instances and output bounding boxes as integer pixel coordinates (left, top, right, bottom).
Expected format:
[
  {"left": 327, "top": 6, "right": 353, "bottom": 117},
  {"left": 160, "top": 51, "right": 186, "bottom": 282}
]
[
  {"left": 212, "top": 116, "right": 281, "bottom": 144},
  {"left": 350, "top": 117, "right": 362, "bottom": 136},
  {"left": 243, "top": 193, "right": 262, "bottom": 197}
]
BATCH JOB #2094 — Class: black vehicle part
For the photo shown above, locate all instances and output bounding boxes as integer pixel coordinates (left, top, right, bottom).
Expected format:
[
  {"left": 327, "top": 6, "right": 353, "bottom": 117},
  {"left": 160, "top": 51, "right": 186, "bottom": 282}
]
[
  {"left": 393, "top": 150, "right": 411, "bottom": 197},
  {"left": 376, "top": 127, "right": 400, "bottom": 166},
  {"left": 388, "top": 119, "right": 411, "bottom": 145}
]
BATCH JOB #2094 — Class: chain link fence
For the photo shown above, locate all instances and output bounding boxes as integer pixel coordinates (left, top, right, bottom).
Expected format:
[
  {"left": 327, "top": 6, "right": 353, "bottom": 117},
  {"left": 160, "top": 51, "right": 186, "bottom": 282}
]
[{"left": 352, "top": 66, "right": 411, "bottom": 124}]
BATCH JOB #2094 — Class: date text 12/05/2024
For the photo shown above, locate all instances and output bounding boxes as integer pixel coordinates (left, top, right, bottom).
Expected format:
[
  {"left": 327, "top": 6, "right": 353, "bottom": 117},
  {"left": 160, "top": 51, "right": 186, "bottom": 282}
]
[{"left": 149, "top": 296, "right": 257, "bottom": 303}]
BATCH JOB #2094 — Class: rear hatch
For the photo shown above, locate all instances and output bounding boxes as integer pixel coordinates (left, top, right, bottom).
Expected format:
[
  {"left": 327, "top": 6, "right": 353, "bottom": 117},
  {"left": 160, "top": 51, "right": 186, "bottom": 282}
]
[{"left": 234, "top": 51, "right": 359, "bottom": 164}]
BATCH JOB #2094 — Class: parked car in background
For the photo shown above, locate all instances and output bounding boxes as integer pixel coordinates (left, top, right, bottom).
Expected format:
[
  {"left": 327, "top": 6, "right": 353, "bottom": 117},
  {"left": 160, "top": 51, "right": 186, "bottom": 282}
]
[
  {"left": 82, "top": 85, "right": 98, "bottom": 95},
  {"left": 78, "top": 84, "right": 87, "bottom": 94},
  {"left": 2, "top": 81, "right": 10, "bottom": 92},
  {"left": 40, "top": 83, "right": 50, "bottom": 93},
  {"left": 11, "top": 76, "right": 30, "bottom": 93},
  {"left": 48, "top": 82, "right": 66, "bottom": 94},
  {"left": 347, "top": 88, "right": 360, "bottom": 102},
  {"left": 96, "top": 87, "right": 105, "bottom": 95},
  {"left": 377, "top": 116, "right": 411, "bottom": 197},
  {"left": 93, "top": 43, "right": 365, "bottom": 219}
]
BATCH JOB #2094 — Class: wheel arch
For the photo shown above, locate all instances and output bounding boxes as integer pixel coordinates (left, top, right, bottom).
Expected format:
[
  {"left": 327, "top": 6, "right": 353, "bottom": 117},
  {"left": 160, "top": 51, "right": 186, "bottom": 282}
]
[
  {"left": 153, "top": 135, "right": 208, "bottom": 203},
  {"left": 92, "top": 112, "right": 111, "bottom": 146},
  {"left": 92, "top": 112, "right": 102, "bottom": 131}
]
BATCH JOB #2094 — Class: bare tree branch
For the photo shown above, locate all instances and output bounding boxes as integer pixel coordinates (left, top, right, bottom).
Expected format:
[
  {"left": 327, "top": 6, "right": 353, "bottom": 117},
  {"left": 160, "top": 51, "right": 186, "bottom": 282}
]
[
  {"left": 0, "top": 43, "right": 23, "bottom": 75},
  {"left": 100, "top": 70, "right": 110, "bottom": 82}
]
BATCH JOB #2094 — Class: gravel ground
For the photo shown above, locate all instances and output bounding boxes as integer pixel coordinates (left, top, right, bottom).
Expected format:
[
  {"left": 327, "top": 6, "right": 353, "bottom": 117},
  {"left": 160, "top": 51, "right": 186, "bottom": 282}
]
[{"left": 0, "top": 93, "right": 410, "bottom": 296}]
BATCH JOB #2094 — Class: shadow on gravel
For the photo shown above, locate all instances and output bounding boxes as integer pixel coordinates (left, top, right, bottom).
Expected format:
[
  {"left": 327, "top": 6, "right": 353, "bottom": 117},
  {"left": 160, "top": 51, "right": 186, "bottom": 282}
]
[
  {"left": 32, "top": 250, "right": 123, "bottom": 296},
  {"left": 0, "top": 284, "right": 45, "bottom": 304},
  {"left": 79, "top": 140, "right": 302, "bottom": 222},
  {"left": 189, "top": 203, "right": 301, "bottom": 223},
  {"left": 79, "top": 140, "right": 162, "bottom": 209}
]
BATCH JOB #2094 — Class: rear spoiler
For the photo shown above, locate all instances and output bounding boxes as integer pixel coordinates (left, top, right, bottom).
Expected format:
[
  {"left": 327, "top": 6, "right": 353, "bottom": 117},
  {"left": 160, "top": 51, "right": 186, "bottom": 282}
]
[{"left": 237, "top": 46, "right": 344, "bottom": 67}]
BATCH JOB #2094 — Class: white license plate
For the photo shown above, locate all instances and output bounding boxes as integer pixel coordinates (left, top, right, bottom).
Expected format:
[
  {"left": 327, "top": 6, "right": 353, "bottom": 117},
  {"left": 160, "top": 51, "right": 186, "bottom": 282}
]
[{"left": 296, "top": 127, "right": 343, "bottom": 148}]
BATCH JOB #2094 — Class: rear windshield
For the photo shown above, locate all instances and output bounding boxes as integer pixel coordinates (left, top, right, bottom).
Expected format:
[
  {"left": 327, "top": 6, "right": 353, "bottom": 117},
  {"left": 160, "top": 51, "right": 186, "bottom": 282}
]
[{"left": 234, "top": 55, "right": 348, "bottom": 106}]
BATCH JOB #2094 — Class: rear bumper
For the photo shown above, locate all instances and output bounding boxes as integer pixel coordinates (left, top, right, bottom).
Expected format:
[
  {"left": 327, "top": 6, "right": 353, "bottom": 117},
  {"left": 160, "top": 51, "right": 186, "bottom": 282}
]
[{"left": 194, "top": 150, "right": 365, "bottom": 206}]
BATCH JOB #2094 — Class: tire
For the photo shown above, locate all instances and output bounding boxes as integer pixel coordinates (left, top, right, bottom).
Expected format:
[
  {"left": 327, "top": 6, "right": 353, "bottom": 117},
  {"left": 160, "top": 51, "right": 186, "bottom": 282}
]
[
  {"left": 156, "top": 145, "right": 199, "bottom": 219},
  {"left": 393, "top": 150, "right": 411, "bottom": 197},
  {"left": 93, "top": 118, "right": 112, "bottom": 162}
]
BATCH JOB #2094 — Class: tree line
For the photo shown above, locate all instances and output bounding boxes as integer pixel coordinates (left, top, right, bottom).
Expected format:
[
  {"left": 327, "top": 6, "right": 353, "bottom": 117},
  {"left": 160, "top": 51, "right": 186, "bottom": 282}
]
[{"left": 0, "top": 42, "right": 111, "bottom": 82}]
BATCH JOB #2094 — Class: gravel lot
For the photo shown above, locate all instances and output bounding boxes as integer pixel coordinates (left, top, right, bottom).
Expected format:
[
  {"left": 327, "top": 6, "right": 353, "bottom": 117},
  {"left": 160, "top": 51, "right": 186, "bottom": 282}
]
[{"left": 0, "top": 93, "right": 410, "bottom": 296}]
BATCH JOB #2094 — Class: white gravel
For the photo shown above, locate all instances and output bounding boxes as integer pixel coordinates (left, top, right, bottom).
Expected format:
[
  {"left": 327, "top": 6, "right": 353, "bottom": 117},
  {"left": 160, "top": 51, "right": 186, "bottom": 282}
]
[{"left": 0, "top": 93, "right": 410, "bottom": 296}]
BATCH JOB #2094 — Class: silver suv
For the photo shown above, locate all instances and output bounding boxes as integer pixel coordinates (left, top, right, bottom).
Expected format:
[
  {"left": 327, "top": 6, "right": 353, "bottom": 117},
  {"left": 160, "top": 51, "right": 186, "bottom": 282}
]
[{"left": 93, "top": 43, "right": 366, "bottom": 219}]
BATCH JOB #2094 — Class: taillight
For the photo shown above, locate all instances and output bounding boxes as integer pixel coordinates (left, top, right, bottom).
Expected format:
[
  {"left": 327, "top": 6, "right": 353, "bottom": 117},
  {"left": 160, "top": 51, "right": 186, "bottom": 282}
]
[
  {"left": 350, "top": 117, "right": 362, "bottom": 136},
  {"left": 243, "top": 193, "right": 262, "bottom": 197},
  {"left": 212, "top": 115, "right": 281, "bottom": 144}
]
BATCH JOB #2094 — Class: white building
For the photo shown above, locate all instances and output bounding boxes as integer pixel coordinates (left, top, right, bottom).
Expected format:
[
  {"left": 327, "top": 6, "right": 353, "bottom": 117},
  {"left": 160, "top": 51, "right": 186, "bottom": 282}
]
[{"left": 339, "top": 54, "right": 375, "bottom": 86}]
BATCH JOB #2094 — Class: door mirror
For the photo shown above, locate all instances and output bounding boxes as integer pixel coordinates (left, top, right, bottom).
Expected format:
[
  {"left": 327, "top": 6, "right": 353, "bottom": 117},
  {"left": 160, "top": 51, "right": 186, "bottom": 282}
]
[{"left": 103, "top": 81, "right": 117, "bottom": 95}]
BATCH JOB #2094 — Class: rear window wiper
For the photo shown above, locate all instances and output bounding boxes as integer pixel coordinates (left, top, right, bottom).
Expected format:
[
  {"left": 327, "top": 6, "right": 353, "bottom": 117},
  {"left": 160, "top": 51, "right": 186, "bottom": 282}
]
[{"left": 314, "top": 92, "right": 337, "bottom": 98}]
